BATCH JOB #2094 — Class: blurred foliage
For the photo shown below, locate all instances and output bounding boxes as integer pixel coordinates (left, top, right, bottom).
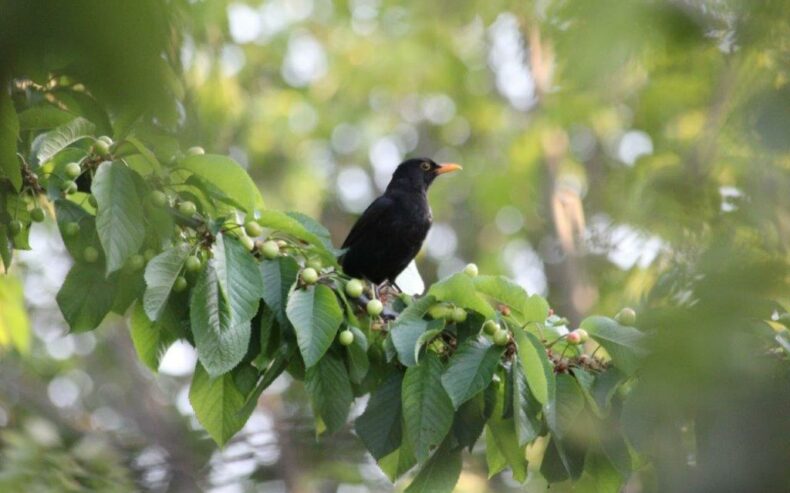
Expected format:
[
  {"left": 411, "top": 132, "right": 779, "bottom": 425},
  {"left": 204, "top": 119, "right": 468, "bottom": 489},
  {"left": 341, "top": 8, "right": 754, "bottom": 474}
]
[{"left": 1, "top": 0, "right": 790, "bottom": 492}]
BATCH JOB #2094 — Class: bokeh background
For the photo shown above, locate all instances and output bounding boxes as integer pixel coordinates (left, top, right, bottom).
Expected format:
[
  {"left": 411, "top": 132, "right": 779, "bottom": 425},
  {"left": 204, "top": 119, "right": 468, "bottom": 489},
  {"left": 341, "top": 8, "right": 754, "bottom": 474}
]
[{"left": 1, "top": 0, "right": 789, "bottom": 492}]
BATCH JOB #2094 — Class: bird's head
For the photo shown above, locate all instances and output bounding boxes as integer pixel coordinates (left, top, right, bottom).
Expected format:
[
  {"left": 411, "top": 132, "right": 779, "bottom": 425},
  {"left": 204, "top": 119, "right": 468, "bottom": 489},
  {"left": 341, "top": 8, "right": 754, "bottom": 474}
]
[{"left": 387, "top": 158, "right": 462, "bottom": 192}]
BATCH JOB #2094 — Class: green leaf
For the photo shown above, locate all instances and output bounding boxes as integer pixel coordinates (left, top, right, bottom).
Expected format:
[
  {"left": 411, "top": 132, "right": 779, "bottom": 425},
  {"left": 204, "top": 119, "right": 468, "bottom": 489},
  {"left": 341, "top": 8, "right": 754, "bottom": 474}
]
[
  {"left": 92, "top": 161, "right": 145, "bottom": 274},
  {"left": 0, "top": 274, "right": 31, "bottom": 352},
  {"left": 56, "top": 262, "right": 117, "bottom": 332},
  {"left": 473, "top": 275, "right": 549, "bottom": 323},
  {"left": 513, "top": 327, "right": 554, "bottom": 406},
  {"left": 190, "top": 263, "right": 248, "bottom": 377},
  {"left": 512, "top": 359, "right": 542, "bottom": 446},
  {"left": 256, "top": 210, "right": 338, "bottom": 265},
  {"left": 17, "top": 105, "right": 75, "bottom": 130},
  {"left": 285, "top": 211, "right": 341, "bottom": 255},
  {"left": 345, "top": 326, "right": 369, "bottom": 384},
  {"left": 115, "top": 136, "right": 161, "bottom": 173},
  {"left": 452, "top": 392, "right": 487, "bottom": 451},
  {"left": 305, "top": 351, "right": 353, "bottom": 433},
  {"left": 389, "top": 295, "right": 436, "bottom": 367},
  {"left": 286, "top": 284, "right": 343, "bottom": 368},
  {"left": 540, "top": 435, "right": 586, "bottom": 483},
  {"left": 404, "top": 439, "right": 462, "bottom": 493},
  {"left": 237, "top": 342, "right": 295, "bottom": 419},
  {"left": 214, "top": 234, "right": 264, "bottom": 323},
  {"left": 580, "top": 316, "right": 648, "bottom": 374},
  {"left": 441, "top": 337, "right": 504, "bottom": 409},
  {"left": 379, "top": 434, "right": 417, "bottom": 482},
  {"left": 546, "top": 373, "right": 585, "bottom": 439},
  {"left": 143, "top": 245, "right": 190, "bottom": 321},
  {"left": 32, "top": 116, "right": 95, "bottom": 164},
  {"left": 54, "top": 199, "right": 99, "bottom": 259},
  {"left": 0, "top": 225, "right": 12, "bottom": 272},
  {"left": 429, "top": 273, "right": 494, "bottom": 318},
  {"left": 355, "top": 371, "right": 403, "bottom": 459},
  {"left": 0, "top": 91, "right": 21, "bottom": 190},
  {"left": 189, "top": 362, "right": 253, "bottom": 446},
  {"left": 179, "top": 154, "right": 264, "bottom": 213},
  {"left": 402, "top": 352, "right": 454, "bottom": 462},
  {"left": 260, "top": 255, "right": 299, "bottom": 326},
  {"left": 575, "top": 452, "right": 625, "bottom": 493},
  {"left": 485, "top": 377, "right": 527, "bottom": 482},
  {"left": 128, "top": 303, "right": 179, "bottom": 371},
  {"left": 414, "top": 325, "right": 443, "bottom": 365}
]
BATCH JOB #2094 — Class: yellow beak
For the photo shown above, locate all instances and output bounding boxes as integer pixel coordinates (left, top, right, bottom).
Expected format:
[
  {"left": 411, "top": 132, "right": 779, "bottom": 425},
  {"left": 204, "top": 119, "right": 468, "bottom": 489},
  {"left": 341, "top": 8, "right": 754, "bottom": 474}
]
[{"left": 436, "top": 163, "right": 463, "bottom": 175}]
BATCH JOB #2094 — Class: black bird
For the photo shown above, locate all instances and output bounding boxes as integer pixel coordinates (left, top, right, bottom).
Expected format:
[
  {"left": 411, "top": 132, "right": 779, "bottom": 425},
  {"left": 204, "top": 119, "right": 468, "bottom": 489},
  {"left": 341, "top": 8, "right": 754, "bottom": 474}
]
[{"left": 341, "top": 158, "right": 461, "bottom": 288}]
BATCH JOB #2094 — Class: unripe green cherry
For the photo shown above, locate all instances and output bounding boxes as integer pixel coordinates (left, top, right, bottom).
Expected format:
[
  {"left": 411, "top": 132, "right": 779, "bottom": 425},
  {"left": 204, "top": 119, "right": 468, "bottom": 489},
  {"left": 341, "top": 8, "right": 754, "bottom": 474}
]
[
  {"left": 83, "top": 246, "right": 99, "bottom": 263},
  {"left": 463, "top": 263, "right": 479, "bottom": 277},
  {"left": 61, "top": 180, "right": 77, "bottom": 195},
  {"left": 240, "top": 235, "right": 255, "bottom": 251},
  {"left": 186, "top": 146, "right": 205, "bottom": 156},
  {"left": 178, "top": 200, "right": 197, "bottom": 216},
  {"left": 30, "top": 208, "right": 45, "bottom": 222},
  {"left": 173, "top": 276, "right": 188, "bottom": 293},
  {"left": 483, "top": 320, "right": 499, "bottom": 335},
  {"left": 566, "top": 330, "right": 582, "bottom": 345},
  {"left": 127, "top": 254, "right": 145, "bottom": 271},
  {"left": 244, "top": 220, "right": 262, "bottom": 237},
  {"left": 575, "top": 328, "right": 589, "bottom": 343},
  {"left": 98, "top": 135, "right": 113, "bottom": 146},
  {"left": 451, "top": 307, "right": 468, "bottom": 323},
  {"left": 64, "top": 162, "right": 82, "bottom": 179},
  {"left": 367, "top": 299, "right": 384, "bottom": 317},
  {"left": 185, "top": 255, "right": 202, "bottom": 272},
  {"left": 307, "top": 258, "right": 322, "bottom": 271},
  {"left": 301, "top": 267, "right": 319, "bottom": 285},
  {"left": 338, "top": 329, "right": 354, "bottom": 346},
  {"left": 93, "top": 139, "right": 111, "bottom": 157},
  {"left": 9, "top": 220, "right": 23, "bottom": 234},
  {"left": 261, "top": 240, "right": 280, "bottom": 259},
  {"left": 493, "top": 329, "right": 509, "bottom": 346},
  {"left": 63, "top": 222, "right": 80, "bottom": 236},
  {"left": 345, "top": 279, "right": 364, "bottom": 298},
  {"left": 615, "top": 307, "right": 637, "bottom": 326},
  {"left": 149, "top": 190, "right": 168, "bottom": 207},
  {"left": 276, "top": 240, "right": 288, "bottom": 248}
]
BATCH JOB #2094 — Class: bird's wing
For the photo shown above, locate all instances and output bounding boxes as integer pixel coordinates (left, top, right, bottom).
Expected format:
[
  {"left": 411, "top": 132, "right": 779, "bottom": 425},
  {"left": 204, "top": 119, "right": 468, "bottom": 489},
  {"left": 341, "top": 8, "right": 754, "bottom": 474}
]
[{"left": 342, "top": 195, "right": 394, "bottom": 249}]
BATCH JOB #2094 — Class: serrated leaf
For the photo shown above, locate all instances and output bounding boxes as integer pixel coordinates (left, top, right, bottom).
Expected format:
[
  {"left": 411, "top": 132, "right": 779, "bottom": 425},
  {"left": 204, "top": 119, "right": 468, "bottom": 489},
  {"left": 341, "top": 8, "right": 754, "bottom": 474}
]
[
  {"left": 402, "top": 352, "right": 454, "bottom": 463},
  {"left": 214, "top": 234, "right": 263, "bottom": 323},
  {"left": 285, "top": 211, "right": 339, "bottom": 255},
  {"left": 179, "top": 154, "right": 264, "bottom": 213},
  {"left": 305, "top": 351, "right": 353, "bottom": 433},
  {"left": 190, "top": 263, "right": 249, "bottom": 377},
  {"left": 452, "top": 392, "right": 487, "bottom": 450},
  {"left": 129, "top": 303, "right": 179, "bottom": 371},
  {"left": 379, "top": 433, "right": 417, "bottom": 482},
  {"left": 404, "top": 439, "right": 462, "bottom": 493},
  {"left": 485, "top": 376, "right": 527, "bottom": 482},
  {"left": 513, "top": 327, "right": 554, "bottom": 406},
  {"left": 429, "top": 273, "right": 495, "bottom": 318},
  {"left": 580, "top": 316, "right": 648, "bottom": 374},
  {"left": 0, "top": 91, "right": 21, "bottom": 190},
  {"left": 473, "top": 275, "right": 549, "bottom": 324},
  {"left": 355, "top": 371, "right": 403, "bottom": 459},
  {"left": 257, "top": 209, "right": 338, "bottom": 265},
  {"left": 189, "top": 363, "right": 253, "bottom": 446},
  {"left": 56, "top": 262, "right": 117, "bottom": 332},
  {"left": 33, "top": 116, "right": 95, "bottom": 164},
  {"left": 286, "top": 284, "right": 343, "bottom": 368},
  {"left": 260, "top": 255, "right": 299, "bottom": 326},
  {"left": 143, "top": 245, "right": 190, "bottom": 321},
  {"left": 345, "top": 326, "right": 369, "bottom": 384},
  {"left": 389, "top": 295, "right": 436, "bottom": 367},
  {"left": 512, "top": 359, "right": 542, "bottom": 446},
  {"left": 92, "top": 161, "right": 145, "bottom": 274},
  {"left": 546, "top": 373, "right": 585, "bottom": 439},
  {"left": 441, "top": 337, "right": 504, "bottom": 409}
]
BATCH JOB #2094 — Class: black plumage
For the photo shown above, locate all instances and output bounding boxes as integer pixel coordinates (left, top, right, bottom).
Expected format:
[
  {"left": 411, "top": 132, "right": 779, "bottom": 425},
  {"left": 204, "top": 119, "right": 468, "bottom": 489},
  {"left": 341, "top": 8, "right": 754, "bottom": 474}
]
[{"left": 341, "top": 158, "right": 461, "bottom": 285}]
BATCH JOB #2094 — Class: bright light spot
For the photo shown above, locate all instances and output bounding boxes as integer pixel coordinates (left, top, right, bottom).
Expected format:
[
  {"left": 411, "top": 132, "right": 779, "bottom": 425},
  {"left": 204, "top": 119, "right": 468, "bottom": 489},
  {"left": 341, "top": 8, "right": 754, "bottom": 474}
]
[
  {"left": 72, "top": 332, "right": 96, "bottom": 355},
  {"left": 719, "top": 186, "right": 743, "bottom": 212},
  {"left": 437, "top": 256, "right": 467, "bottom": 280},
  {"left": 176, "top": 385, "right": 194, "bottom": 416},
  {"left": 337, "top": 166, "right": 374, "bottom": 213},
  {"left": 91, "top": 406, "right": 123, "bottom": 431},
  {"left": 422, "top": 94, "right": 456, "bottom": 124},
  {"left": 228, "top": 3, "right": 262, "bottom": 44},
  {"left": 332, "top": 123, "right": 363, "bottom": 154},
  {"left": 502, "top": 239, "right": 547, "bottom": 295},
  {"left": 495, "top": 206, "right": 524, "bottom": 235},
  {"left": 48, "top": 376, "right": 80, "bottom": 408},
  {"left": 617, "top": 130, "right": 653, "bottom": 166},
  {"left": 425, "top": 223, "right": 458, "bottom": 260},
  {"left": 369, "top": 137, "right": 403, "bottom": 190},
  {"left": 221, "top": 44, "right": 246, "bottom": 76},
  {"left": 159, "top": 340, "right": 198, "bottom": 377},
  {"left": 288, "top": 101, "right": 318, "bottom": 134},
  {"left": 282, "top": 31, "right": 328, "bottom": 87},
  {"left": 488, "top": 13, "right": 535, "bottom": 110},
  {"left": 46, "top": 335, "right": 75, "bottom": 360},
  {"left": 395, "top": 123, "right": 419, "bottom": 152}
]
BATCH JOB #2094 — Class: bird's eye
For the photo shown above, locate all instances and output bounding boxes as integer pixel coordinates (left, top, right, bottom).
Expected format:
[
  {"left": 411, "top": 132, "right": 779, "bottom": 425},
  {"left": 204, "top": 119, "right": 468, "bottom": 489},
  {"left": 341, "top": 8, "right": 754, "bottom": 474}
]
[{"left": 420, "top": 162, "right": 431, "bottom": 171}]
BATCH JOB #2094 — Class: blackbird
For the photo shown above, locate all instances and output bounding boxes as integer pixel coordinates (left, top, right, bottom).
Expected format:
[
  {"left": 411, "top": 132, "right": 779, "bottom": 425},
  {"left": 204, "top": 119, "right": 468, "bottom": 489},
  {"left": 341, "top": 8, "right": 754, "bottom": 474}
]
[{"left": 341, "top": 158, "right": 461, "bottom": 287}]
